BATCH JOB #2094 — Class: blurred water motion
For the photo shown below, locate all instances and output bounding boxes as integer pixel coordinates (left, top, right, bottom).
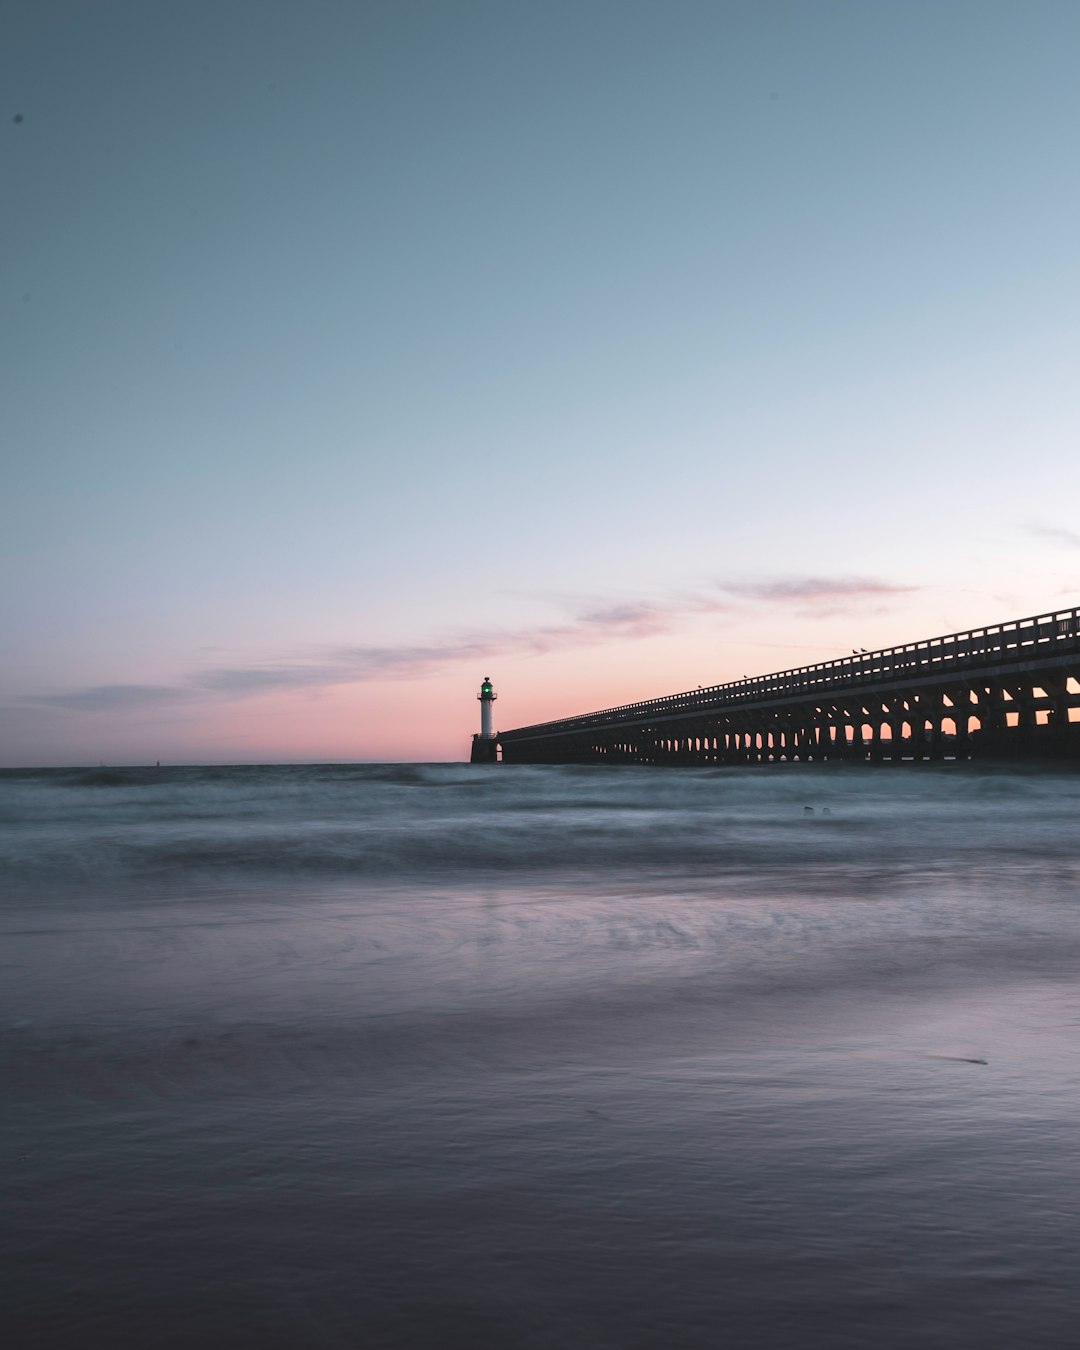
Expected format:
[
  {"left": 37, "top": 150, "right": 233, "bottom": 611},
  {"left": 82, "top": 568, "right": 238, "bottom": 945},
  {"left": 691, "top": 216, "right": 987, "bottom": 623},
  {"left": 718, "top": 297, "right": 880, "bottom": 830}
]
[{"left": 3, "top": 763, "right": 1080, "bottom": 1347}]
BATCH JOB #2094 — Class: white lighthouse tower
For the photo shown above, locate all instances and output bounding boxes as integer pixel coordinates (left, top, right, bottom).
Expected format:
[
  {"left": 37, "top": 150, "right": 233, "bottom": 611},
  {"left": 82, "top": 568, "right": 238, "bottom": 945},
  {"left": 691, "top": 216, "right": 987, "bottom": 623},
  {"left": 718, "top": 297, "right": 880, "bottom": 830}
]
[
  {"left": 478, "top": 676, "right": 497, "bottom": 738},
  {"left": 471, "top": 676, "right": 498, "bottom": 762}
]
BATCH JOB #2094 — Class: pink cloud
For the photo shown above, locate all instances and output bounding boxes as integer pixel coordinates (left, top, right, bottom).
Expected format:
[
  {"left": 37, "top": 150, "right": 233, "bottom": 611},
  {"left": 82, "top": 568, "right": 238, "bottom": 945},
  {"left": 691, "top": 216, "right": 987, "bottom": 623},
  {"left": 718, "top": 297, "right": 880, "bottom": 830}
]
[{"left": 24, "top": 573, "right": 916, "bottom": 714}]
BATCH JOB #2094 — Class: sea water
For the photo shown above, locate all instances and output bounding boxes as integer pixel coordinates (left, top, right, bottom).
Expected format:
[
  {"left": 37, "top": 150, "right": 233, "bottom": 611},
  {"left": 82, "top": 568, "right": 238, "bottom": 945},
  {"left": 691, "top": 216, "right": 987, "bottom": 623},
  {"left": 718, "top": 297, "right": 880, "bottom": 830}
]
[{"left": 3, "top": 762, "right": 1080, "bottom": 1348}]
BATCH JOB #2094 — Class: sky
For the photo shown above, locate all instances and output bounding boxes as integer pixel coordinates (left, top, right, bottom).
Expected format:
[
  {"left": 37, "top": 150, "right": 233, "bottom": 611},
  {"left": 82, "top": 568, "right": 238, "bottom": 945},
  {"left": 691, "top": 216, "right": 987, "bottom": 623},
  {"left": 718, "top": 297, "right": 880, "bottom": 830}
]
[{"left": 3, "top": 0, "right": 1079, "bottom": 765}]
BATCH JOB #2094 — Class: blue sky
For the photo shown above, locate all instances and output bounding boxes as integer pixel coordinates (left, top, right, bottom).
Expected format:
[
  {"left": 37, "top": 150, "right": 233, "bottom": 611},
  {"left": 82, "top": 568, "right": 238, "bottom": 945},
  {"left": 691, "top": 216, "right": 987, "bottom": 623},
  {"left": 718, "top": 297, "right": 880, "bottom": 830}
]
[{"left": 3, "top": 0, "right": 1079, "bottom": 763}]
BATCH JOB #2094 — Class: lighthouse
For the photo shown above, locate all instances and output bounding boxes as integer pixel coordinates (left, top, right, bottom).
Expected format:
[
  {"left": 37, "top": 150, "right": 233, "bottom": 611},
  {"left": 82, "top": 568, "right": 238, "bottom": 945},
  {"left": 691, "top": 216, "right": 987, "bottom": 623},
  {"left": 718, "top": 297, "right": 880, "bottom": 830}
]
[
  {"left": 470, "top": 676, "right": 499, "bottom": 763},
  {"left": 478, "top": 676, "right": 496, "bottom": 737}
]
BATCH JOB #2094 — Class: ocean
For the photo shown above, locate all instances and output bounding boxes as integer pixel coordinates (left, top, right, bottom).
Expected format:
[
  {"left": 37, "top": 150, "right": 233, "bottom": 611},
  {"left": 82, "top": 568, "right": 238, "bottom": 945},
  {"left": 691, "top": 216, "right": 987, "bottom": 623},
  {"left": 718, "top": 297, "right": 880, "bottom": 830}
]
[{"left": 3, "top": 762, "right": 1080, "bottom": 1348}]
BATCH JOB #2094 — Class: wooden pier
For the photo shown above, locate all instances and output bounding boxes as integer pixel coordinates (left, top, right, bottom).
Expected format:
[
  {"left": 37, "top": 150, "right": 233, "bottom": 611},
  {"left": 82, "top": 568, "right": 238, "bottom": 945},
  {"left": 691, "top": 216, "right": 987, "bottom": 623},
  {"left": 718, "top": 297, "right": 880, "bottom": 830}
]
[{"left": 496, "top": 605, "right": 1080, "bottom": 765}]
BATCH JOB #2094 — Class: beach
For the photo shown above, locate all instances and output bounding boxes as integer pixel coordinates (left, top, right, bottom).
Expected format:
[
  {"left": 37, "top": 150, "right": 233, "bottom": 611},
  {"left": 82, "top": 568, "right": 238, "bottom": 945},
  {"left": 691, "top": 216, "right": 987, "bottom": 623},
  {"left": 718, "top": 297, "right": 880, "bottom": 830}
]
[{"left": 4, "top": 762, "right": 1080, "bottom": 1347}]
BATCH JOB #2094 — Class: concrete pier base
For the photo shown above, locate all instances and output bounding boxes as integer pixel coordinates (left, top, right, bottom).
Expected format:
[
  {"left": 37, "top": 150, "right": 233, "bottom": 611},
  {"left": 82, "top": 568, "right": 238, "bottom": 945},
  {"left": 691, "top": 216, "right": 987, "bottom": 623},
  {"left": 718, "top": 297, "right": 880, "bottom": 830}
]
[{"left": 470, "top": 735, "right": 499, "bottom": 764}]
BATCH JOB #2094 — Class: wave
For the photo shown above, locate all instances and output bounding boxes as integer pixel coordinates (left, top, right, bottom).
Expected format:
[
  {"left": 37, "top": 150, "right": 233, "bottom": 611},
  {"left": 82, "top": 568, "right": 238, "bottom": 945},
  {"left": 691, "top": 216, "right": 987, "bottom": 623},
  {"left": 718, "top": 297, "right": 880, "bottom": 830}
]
[{"left": 3, "top": 763, "right": 1080, "bottom": 901}]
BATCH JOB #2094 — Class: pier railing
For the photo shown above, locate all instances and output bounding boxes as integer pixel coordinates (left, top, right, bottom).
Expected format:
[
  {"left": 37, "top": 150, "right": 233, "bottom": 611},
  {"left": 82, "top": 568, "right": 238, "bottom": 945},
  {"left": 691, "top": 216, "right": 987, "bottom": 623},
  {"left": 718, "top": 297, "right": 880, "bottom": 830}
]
[{"left": 501, "top": 604, "right": 1080, "bottom": 740}]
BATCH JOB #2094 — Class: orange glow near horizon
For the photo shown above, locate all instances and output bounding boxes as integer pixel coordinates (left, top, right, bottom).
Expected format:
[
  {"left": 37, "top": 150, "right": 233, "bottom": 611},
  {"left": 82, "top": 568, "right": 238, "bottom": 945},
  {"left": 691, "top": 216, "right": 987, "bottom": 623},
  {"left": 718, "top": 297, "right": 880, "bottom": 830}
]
[{"left": 10, "top": 591, "right": 1079, "bottom": 766}]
